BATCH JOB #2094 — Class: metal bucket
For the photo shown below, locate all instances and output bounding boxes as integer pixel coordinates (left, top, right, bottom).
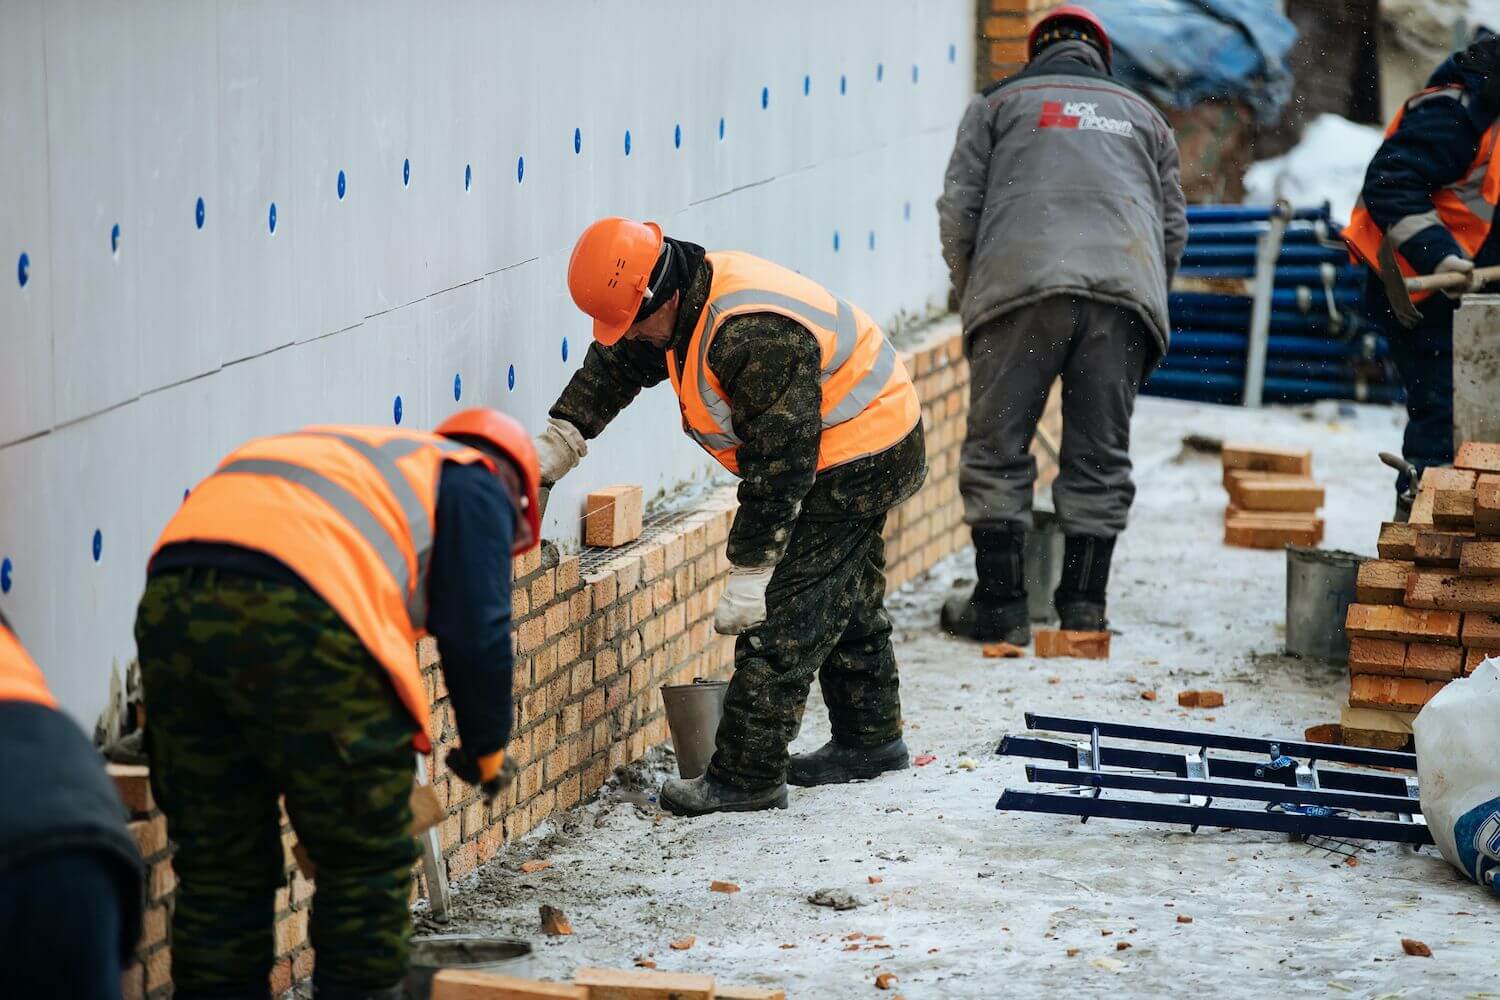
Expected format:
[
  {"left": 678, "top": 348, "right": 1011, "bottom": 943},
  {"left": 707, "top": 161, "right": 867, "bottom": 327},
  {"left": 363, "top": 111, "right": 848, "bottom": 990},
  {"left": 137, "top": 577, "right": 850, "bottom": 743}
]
[
  {"left": 1025, "top": 510, "right": 1066, "bottom": 622},
  {"left": 406, "top": 935, "right": 533, "bottom": 999},
  {"left": 1285, "top": 546, "right": 1366, "bottom": 662},
  {"left": 661, "top": 678, "right": 728, "bottom": 779}
]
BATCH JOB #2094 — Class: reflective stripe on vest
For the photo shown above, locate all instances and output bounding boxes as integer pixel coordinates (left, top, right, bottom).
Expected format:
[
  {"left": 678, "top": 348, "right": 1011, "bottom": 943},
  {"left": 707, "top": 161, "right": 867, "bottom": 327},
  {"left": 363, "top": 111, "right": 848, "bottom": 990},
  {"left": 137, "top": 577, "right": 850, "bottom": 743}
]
[
  {"left": 151, "top": 427, "right": 489, "bottom": 749},
  {"left": 1345, "top": 85, "right": 1500, "bottom": 303},
  {"left": 667, "top": 251, "right": 920, "bottom": 474},
  {"left": 0, "top": 612, "right": 57, "bottom": 709}
]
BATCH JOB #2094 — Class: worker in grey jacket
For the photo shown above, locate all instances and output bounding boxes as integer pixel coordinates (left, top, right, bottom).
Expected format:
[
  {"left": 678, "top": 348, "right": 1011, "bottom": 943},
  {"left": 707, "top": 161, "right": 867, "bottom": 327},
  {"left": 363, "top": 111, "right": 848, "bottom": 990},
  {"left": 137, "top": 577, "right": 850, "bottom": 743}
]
[{"left": 936, "top": 5, "right": 1186, "bottom": 642}]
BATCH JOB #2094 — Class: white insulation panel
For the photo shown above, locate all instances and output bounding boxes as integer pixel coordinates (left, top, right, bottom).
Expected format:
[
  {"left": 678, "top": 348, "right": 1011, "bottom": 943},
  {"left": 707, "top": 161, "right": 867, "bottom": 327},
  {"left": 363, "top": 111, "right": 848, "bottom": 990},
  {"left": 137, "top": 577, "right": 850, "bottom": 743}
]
[{"left": 0, "top": 0, "right": 976, "bottom": 726}]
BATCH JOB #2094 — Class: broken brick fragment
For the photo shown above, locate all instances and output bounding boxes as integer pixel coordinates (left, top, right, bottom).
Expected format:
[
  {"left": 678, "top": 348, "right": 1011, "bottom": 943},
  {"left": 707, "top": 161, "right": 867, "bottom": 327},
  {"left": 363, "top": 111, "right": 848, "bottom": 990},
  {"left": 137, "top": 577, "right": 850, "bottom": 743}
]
[
  {"left": 1401, "top": 938, "right": 1432, "bottom": 957},
  {"left": 539, "top": 905, "right": 573, "bottom": 936},
  {"left": 1177, "top": 690, "right": 1224, "bottom": 708}
]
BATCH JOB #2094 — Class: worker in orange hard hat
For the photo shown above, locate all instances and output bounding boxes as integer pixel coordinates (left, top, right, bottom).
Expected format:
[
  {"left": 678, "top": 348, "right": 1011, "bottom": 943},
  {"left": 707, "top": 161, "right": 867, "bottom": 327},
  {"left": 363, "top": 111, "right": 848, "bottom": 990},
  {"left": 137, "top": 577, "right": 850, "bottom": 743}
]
[
  {"left": 537, "top": 217, "right": 927, "bottom": 817},
  {"left": 134, "top": 410, "right": 539, "bottom": 999},
  {"left": 0, "top": 608, "right": 144, "bottom": 999}
]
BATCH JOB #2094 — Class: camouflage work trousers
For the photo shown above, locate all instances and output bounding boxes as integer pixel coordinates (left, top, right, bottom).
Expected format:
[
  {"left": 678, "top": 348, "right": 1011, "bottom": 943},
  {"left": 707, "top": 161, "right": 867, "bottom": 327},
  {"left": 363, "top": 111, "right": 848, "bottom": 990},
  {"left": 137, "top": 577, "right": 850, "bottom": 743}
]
[
  {"left": 708, "top": 511, "right": 902, "bottom": 791},
  {"left": 135, "top": 569, "right": 417, "bottom": 998}
]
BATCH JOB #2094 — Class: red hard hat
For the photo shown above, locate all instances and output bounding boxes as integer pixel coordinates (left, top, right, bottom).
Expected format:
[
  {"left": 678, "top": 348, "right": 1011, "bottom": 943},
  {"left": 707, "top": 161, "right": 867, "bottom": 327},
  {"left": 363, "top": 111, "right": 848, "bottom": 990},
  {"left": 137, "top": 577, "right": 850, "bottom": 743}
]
[
  {"left": 1028, "top": 5, "right": 1112, "bottom": 69},
  {"left": 435, "top": 408, "right": 541, "bottom": 555},
  {"left": 567, "top": 217, "right": 665, "bottom": 346}
]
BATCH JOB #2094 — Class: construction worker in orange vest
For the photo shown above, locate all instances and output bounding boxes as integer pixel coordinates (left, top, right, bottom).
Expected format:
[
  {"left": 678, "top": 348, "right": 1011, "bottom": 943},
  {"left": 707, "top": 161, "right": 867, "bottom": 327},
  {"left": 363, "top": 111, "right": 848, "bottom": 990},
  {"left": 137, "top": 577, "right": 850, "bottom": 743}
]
[
  {"left": 536, "top": 217, "right": 927, "bottom": 817},
  {"left": 0, "top": 608, "right": 144, "bottom": 999},
  {"left": 133, "top": 410, "right": 540, "bottom": 1000},
  {"left": 1346, "top": 32, "right": 1500, "bottom": 512}
]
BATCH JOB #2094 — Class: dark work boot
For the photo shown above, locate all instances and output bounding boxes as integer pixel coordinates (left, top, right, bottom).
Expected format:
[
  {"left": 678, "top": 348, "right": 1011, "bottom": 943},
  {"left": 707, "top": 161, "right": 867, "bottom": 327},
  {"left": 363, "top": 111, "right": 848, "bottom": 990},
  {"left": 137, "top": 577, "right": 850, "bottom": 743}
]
[
  {"left": 1055, "top": 535, "right": 1116, "bottom": 631},
  {"left": 940, "top": 526, "right": 1030, "bottom": 643},
  {"left": 659, "top": 773, "right": 789, "bottom": 817},
  {"left": 787, "top": 737, "right": 909, "bottom": 787}
]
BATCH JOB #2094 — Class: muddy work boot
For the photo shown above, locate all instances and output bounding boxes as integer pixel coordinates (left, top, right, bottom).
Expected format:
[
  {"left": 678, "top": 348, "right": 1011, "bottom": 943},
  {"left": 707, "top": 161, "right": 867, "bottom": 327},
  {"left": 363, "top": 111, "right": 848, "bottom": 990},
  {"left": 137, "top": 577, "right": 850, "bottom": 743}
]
[
  {"left": 659, "top": 773, "right": 788, "bottom": 817},
  {"left": 940, "top": 525, "right": 1030, "bottom": 644},
  {"left": 1055, "top": 534, "right": 1116, "bottom": 631},
  {"left": 787, "top": 737, "right": 909, "bottom": 787}
]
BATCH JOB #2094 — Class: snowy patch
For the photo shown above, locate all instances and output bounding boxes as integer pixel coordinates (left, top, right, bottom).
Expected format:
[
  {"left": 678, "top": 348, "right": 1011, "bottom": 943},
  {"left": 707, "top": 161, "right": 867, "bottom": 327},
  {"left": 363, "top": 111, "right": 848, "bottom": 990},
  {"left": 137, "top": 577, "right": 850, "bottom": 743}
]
[{"left": 1243, "top": 114, "right": 1384, "bottom": 225}]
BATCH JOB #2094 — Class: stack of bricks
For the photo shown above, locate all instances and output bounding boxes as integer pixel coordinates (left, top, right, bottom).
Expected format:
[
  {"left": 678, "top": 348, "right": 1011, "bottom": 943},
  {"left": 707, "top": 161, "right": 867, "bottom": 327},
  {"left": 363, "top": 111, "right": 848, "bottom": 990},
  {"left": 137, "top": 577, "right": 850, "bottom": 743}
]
[
  {"left": 976, "top": 0, "right": 1067, "bottom": 87},
  {"left": 123, "top": 322, "right": 1007, "bottom": 998},
  {"left": 109, "top": 765, "right": 188, "bottom": 1000},
  {"left": 1340, "top": 441, "right": 1500, "bottom": 749},
  {"left": 1221, "top": 443, "right": 1326, "bottom": 549}
]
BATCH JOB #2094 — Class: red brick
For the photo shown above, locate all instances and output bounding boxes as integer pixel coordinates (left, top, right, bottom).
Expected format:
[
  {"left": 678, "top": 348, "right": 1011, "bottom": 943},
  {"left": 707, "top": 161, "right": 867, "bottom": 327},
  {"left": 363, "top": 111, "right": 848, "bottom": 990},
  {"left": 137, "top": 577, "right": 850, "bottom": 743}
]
[
  {"left": 589, "top": 572, "right": 618, "bottom": 612},
  {"left": 269, "top": 957, "right": 293, "bottom": 996},
  {"left": 293, "top": 946, "right": 317, "bottom": 981},
  {"left": 1348, "top": 637, "right": 1406, "bottom": 675},
  {"left": 557, "top": 555, "right": 581, "bottom": 593},
  {"left": 583, "top": 689, "right": 606, "bottom": 725},
  {"left": 149, "top": 858, "right": 176, "bottom": 902},
  {"left": 1034, "top": 629, "right": 1109, "bottom": 659},
  {"left": 530, "top": 569, "right": 556, "bottom": 607},
  {"left": 138, "top": 903, "right": 168, "bottom": 949},
  {"left": 585, "top": 485, "right": 644, "bottom": 547},
  {"left": 545, "top": 602, "right": 570, "bottom": 638},
  {"left": 108, "top": 764, "right": 153, "bottom": 814},
  {"left": 147, "top": 948, "right": 173, "bottom": 992},
  {"left": 121, "top": 961, "right": 146, "bottom": 1000},
  {"left": 129, "top": 817, "right": 168, "bottom": 858},
  {"left": 274, "top": 908, "right": 309, "bottom": 954}
]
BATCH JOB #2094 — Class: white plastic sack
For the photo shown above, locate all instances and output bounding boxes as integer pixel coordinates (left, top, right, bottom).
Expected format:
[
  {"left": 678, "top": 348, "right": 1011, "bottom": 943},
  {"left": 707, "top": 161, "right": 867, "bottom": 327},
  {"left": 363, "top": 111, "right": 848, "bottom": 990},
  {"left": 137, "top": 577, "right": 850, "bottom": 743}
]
[{"left": 1415, "top": 659, "right": 1500, "bottom": 896}]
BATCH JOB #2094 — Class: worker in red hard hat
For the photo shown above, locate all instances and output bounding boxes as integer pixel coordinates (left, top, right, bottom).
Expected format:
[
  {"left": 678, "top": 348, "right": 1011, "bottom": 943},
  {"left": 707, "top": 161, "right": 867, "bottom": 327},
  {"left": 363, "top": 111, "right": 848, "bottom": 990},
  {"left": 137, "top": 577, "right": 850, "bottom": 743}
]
[
  {"left": 537, "top": 217, "right": 927, "bottom": 818},
  {"left": 938, "top": 4, "right": 1186, "bottom": 645},
  {"left": 134, "top": 410, "right": 539, "bottom": 999}
]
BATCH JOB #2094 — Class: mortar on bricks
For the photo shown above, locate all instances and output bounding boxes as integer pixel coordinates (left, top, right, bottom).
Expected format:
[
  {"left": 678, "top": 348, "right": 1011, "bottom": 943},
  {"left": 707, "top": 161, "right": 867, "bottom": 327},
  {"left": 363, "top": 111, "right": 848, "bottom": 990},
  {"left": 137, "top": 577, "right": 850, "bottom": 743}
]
[
  {"left": 661, "top": 678, "right": 728, "bottom": 779},
  {"left": 406, "top": 936, "right": 533, "bottom": 998},
  {"left": 1285, "top": 546, "right": 1366, "bottom": 662}
]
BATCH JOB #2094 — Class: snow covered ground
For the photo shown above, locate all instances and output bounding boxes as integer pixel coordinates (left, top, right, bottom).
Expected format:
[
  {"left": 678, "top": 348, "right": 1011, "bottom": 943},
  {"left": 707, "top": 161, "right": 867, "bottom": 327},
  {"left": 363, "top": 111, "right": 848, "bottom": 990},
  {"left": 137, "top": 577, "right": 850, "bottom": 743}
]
[
  {"left": 429, "top": 398, "right": 1497, "bottom": 999},
  {"left": 1243, "top": 114, "right": 1383, "bottom": 226}
]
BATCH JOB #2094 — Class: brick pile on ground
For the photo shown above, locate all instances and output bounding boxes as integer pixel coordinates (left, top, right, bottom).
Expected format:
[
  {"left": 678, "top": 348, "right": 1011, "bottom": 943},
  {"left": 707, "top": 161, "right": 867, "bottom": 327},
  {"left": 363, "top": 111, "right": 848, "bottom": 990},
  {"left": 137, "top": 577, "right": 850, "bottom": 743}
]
[
  {"left": 1337, "top": 441, "right": 1500, "bottom": 750},
  {"left": 1220, "top": 443, "right": 1325, "bottom": 549}
]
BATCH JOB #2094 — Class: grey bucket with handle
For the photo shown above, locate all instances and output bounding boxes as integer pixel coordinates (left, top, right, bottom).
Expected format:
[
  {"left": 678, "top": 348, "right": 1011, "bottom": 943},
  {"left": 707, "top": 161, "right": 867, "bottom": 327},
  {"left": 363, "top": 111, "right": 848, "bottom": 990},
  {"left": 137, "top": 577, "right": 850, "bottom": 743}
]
[
  {"left": 661, "top": 678, "right": 729, "bottom": 779},
  {"left": 405, "top": 935, "right": 533, "bottom": 999},
  {"left": 1285, "top": 546, "right": 1367, "bottom": 662},
  {"left": 1025, "top": 509, "right": 1066, "bottom": 622}
]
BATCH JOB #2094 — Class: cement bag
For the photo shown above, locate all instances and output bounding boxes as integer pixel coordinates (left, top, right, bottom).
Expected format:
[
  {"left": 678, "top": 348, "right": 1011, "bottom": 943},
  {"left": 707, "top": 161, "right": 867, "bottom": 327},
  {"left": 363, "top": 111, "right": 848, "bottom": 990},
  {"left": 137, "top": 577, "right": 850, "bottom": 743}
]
[{"left": 1414, "top": 659, "right": 1500, "bottom": 896}]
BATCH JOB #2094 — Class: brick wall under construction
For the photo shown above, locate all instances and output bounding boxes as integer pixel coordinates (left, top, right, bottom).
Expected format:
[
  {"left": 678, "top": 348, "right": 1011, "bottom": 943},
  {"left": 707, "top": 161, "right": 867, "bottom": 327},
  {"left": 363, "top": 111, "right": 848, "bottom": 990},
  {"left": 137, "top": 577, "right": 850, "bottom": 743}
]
[
  {"left": 976, "top": 0, "right": 1065, "bottom": 88},
  {"left": 111, "top": 319, "right": 1062, "bottom": 998}
]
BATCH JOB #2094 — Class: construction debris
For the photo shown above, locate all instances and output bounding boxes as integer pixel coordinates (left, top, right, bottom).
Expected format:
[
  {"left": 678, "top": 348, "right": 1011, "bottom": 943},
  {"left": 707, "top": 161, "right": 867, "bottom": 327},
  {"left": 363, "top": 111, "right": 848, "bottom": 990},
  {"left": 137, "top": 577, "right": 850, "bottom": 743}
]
[
  {"left": 709, "top": 880, "right": 740, "bottom": 894},
  {"left": 807, "top": 888, "right": 864, "bottom": 910},
  {"left": 982, "top": 642, "right": 1027, "bottom": 658},
  {"left": 520, "top": 859, "right": 553, "bottom": 874},
  {"left": 1401, "top": 938, "right": 1432, "bottom": 958},
  {"left": 1221, "top": 443, "right": 1324, "bottom": 548},
  {"left": 1034, "top": 630, "right": 1110, "bottom": 659},
  {"left": 1177, "top": 690, "right": 1225, "bottom": 708},
  {"left": 539, "top": 905, "right": 574, "bottom": 937}
]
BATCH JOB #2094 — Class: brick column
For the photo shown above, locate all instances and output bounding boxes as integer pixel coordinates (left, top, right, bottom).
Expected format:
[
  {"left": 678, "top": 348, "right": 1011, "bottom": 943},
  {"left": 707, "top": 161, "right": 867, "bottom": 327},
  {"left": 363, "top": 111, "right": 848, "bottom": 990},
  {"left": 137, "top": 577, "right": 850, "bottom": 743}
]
[{"left": 976, "top": 0, "right": 1065, "bottom": 88}]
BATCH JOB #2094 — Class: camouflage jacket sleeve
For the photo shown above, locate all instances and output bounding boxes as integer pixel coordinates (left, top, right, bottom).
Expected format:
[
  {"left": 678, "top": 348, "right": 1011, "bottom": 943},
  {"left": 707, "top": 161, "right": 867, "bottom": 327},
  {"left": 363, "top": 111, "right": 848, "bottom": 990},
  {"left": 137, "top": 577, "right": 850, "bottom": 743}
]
[
  {"left": 708, "top": 314, "right": 822, "bottom": 567},
  {"left": 548, "top": 339, "right": 670, "bottom": 439}
]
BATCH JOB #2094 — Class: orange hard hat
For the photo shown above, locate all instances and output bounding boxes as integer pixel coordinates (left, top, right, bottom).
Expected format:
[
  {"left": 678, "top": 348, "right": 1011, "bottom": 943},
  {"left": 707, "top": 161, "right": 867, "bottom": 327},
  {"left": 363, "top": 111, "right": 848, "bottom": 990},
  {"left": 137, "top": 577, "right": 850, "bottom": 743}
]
[
  {"left": 567, "top": 217, "right": 665, "bottom": 345},
  {"left": 435, "top": 408, "right": 541, "bottom": 555}
]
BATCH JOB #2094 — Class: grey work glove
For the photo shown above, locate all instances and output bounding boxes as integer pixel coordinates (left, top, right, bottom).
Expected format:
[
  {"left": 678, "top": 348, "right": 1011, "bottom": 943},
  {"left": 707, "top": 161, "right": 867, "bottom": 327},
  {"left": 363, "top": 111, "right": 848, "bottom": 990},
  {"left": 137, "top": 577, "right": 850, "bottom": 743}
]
[
  {"left": 713, "top": 565, "right": 776, "bottom": 635},
  {"left": 1436, "top": 254, "right": 1476, "bottom": 300},
  {"left": 534, "top": 417, "right": 587, "bottom": 485}
]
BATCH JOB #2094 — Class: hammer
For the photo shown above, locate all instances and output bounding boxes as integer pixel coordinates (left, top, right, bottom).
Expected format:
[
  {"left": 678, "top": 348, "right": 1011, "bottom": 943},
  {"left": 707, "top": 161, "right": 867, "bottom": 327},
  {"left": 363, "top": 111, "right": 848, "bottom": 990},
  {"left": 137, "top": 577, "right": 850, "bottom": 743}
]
[{"left": 1377, "top": 237, "right": 1500, "bottom": 328}]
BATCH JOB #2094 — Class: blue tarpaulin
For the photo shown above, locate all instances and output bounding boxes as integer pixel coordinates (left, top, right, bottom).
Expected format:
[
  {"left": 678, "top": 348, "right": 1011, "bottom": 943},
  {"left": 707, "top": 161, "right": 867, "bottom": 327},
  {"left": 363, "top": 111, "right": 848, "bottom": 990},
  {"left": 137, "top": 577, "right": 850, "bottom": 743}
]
[{"left": 1088, "top": 0, "right": 1296, "bottom": 122}]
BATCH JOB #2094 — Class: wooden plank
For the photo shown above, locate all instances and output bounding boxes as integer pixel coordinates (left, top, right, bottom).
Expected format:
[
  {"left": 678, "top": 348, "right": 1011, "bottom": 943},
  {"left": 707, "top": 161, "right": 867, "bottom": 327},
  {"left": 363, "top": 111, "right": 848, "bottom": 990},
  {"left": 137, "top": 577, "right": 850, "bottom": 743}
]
[
  {"left": 1348, "top": 674, "right": 1445, "bottom": 713},
  {"left": 1348, "top": 637, "right": 1407, "bottom": 675},
  {"left": 572, "top": 968, "right": 716, "bottom": 1000},
  {"left": 1461, "top": 612, "right": 1500, "bottom": 649},
  {"left": 1339, "top": 705, "right": 1417, "bottom": 750},
  {"left": 716, "top": 988, "right": 786, "bottom": 1000},
  {"left": 1403, "top": 643, "right": 1463, "bottom": 680},
  {"left": 1460, "top": 540, "right": 1500, "bottom": 577},
  {"left": 1413, "top": 531, "right": 1470, "bottom": 567},
  {"left": 1354, "top": 560, "right": 1412, "bottom": 604},
  {"left": 1221, "top": 442, "right": 1312, "bottom": 476},
  {"left": 1433, "top": 488, "right": 1477, "bottom": 530},
  {"left": 1034, "top": 630, "right": 1110, "bottom": 659},
  {"left": 1231, "top": 477, "right": 1324, "bottom": 512},
  {"left": 1344, "top": 603, "right": 1462, "bottom": 645},
  {"left": 1455, "top": 441, "right": 1500, "bottom": 473},
  {"left": 432, "top": 971, "right": 588, "bottom": 1000},
  {"left": 1377, "top": 521, "right": 1418, "bottom": 561},
  {"left": 1477, "top": 476, "right": 1500, "bottom": 537},
  {"left": 1404, "top": 570, "right": 1500, "bottom": 612},
  {"left": 583, "top": 485, "right": 644, "bottom": 548}
]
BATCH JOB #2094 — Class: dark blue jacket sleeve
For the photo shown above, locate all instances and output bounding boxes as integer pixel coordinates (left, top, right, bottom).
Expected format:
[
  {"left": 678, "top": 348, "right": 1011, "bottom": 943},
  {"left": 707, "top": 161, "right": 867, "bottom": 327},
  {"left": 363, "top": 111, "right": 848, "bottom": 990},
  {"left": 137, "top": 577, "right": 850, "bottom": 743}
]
[
  {"left": 1361, "top": 87, "right": 1483, "bottom": 275},
  {"left": 425, "top": 462, "right": 515, "bottom": 758}
]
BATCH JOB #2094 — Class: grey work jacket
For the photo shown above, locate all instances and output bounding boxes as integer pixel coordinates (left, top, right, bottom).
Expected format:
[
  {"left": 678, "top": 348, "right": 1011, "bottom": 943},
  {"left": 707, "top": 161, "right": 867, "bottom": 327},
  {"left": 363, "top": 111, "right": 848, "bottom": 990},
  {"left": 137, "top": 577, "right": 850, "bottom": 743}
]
[{"left": 937, "top": 43, "right": 1187, "bottom": 355}]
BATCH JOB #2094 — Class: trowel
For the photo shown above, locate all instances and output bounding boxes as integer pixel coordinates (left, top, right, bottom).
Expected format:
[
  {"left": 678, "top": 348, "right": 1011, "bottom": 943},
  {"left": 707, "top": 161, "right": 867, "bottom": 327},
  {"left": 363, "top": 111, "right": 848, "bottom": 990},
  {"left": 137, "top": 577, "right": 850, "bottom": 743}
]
[{"left": 1377, "top": 237, "right": 1500, "bottom": 328}]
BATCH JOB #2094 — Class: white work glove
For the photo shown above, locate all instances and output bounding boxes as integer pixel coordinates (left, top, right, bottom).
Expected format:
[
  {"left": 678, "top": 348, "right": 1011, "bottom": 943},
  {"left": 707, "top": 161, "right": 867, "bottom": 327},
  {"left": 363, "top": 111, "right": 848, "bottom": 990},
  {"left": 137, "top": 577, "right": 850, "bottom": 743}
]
[
  {"left": 1436, "top": 255, "right": 1476, "bottom": 300},
  {"left": 713, "top": 565, "right": 776, "bottom": 635},
  {"left": 534, "top": 417, "right": 587, "bottom": 485}
]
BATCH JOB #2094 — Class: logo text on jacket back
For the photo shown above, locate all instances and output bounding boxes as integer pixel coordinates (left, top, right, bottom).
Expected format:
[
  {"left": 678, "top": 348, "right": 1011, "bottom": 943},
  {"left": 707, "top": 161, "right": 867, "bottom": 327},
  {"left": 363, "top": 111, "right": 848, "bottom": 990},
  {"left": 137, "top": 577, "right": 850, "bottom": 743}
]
[{"left": 1038, "top": 100, "right": 1134, "bottom": 137}]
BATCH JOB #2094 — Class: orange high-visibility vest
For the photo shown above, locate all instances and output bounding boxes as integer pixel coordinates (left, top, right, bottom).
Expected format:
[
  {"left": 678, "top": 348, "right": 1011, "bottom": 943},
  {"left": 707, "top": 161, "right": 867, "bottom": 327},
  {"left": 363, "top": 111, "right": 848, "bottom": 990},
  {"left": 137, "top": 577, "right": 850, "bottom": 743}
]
[
  {"left": 0, "top": 610, "right": 57, "bottom": 709},
  {"left": 1346, "top": 84, "right": 1500, "bottom": 304},
  {"left": 151, "top": 427, "right": 493, "bottom": 751},
  {"left": 667, "top": 251, "right": 921, "bottom": 475}
]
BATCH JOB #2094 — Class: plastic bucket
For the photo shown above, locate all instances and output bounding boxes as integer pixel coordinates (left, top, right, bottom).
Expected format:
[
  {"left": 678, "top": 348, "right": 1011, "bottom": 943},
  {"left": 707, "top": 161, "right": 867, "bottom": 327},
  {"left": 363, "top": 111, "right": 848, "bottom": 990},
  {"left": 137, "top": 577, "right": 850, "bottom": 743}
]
[
  {"left": 1285, "top": 546, "right": 1366, "bottom": 662},
  {"left": 661, "top": 678, "right": 729, "bottom": 779},
  {"left": 1025, "top": 510, "right": 1066, "bottom": 622},
  {"left": 405, "top": 936, "right": 533, "bottom": 999}
]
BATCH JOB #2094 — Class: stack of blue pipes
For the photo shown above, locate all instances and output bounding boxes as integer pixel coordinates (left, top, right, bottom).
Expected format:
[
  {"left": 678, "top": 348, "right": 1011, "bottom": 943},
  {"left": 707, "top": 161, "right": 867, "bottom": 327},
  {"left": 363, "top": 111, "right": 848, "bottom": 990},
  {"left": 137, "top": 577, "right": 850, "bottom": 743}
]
[{"left": 1143, "top": 203, "right": 1403, "bottom": 405}]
